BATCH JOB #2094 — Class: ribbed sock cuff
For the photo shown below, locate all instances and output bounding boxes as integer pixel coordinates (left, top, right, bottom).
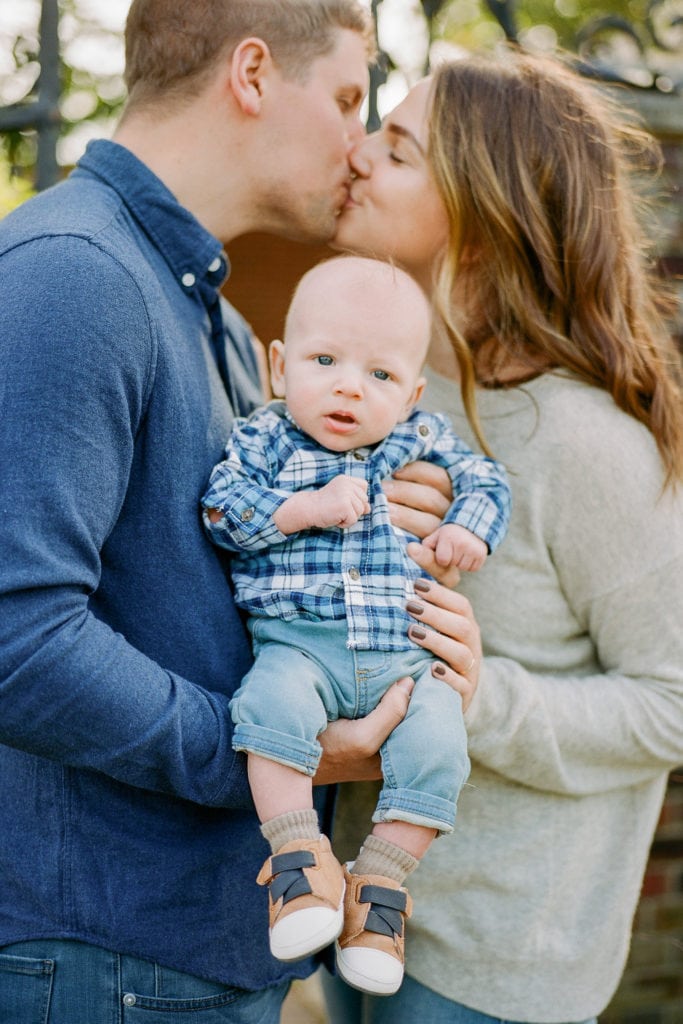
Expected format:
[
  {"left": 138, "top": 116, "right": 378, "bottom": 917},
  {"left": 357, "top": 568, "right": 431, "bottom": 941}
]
[
  {"left": 260, "top": 809, "right": 320, "bottom": 853},
  {"left": 351, "top": 833, "right": 419, "bottom": 884}
]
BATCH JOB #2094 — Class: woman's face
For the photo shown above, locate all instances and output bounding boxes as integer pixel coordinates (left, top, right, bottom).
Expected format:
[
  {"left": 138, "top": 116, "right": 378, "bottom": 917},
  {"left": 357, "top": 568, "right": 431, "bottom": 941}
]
[{"left": 333, "top": 78, "right": 449, "bottom": 286}]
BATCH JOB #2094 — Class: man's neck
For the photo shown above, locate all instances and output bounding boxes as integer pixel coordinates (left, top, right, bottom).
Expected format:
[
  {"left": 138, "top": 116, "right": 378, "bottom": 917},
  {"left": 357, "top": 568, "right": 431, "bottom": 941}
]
[{"left": 113, "top": 105, "right": 256, "bottom": 243}]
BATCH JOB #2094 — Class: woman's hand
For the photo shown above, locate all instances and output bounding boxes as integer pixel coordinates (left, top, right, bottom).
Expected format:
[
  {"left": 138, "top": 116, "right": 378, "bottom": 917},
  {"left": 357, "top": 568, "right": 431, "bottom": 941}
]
[
  {"left": 383, "top": 461, "right": 451, "bottom": 539},
  {"left": 314, "top": 677, "right": 414, "bottom": 786},
  {"left": 406, "top": 578, "right": 482, "bottom": 712},
  {"left": 384, "top": 461, "right": 461, "bottom": 586}
]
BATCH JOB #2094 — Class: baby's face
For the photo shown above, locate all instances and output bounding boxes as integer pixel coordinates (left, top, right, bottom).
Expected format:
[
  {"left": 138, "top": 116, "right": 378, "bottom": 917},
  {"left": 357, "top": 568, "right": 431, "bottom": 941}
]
[{"left": 270, "top": 288, "right": 428, "bottom": 452}]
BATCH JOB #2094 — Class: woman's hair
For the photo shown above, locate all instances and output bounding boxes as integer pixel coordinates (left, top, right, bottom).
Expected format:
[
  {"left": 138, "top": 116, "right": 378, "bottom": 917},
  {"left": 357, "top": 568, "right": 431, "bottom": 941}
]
[
  {"left": 123, "top": 0, "right": 374, "bottom": 112},
  {"left": 428, "top": 52, "right": 683, "bottom": 485}
]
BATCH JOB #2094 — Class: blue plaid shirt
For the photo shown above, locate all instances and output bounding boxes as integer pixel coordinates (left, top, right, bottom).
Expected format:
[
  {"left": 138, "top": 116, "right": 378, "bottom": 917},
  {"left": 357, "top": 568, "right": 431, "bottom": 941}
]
[{"left": 203, "top": 401, "right": 511, "bottom": 651}]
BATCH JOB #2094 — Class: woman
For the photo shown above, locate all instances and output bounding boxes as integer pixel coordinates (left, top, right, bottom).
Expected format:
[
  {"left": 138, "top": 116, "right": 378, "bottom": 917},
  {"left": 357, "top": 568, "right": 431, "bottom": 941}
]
[{"left": 322, "top": 51, "right": 683, "bottom": 1023}]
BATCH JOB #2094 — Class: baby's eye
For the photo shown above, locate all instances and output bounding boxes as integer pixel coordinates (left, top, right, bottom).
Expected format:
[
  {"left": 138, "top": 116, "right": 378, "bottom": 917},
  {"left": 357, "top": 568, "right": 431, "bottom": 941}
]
[
  {"left": 315, "top": 355, "right": 334, "bottom": 366},
  {"left": 372, "top": 369, "right": 391, "bottom": 381}
]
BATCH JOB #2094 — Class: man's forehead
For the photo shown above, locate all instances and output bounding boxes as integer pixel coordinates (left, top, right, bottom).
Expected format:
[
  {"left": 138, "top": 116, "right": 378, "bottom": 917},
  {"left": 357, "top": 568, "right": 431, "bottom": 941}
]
[{"left": 315, "top": 29, "right": 370, "bottom": 88}]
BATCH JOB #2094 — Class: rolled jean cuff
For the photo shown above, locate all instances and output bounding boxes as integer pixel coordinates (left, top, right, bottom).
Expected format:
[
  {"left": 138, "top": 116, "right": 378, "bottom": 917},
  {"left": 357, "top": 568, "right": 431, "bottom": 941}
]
[
  {"left": 232, "top": 724, "right": 321, "bottom": 777},
  {"left": 372, "top": 786, "right": 456, "bottom": 834}
]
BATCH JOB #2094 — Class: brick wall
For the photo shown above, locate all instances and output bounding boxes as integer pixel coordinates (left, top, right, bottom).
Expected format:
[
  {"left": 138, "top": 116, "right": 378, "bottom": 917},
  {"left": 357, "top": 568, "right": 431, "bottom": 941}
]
[
  {"left": 601, "top": 773, "right": 683, "bottom": 1024},
  {"left": 222, "top": 234, "right": 330, "bottom": 352}
]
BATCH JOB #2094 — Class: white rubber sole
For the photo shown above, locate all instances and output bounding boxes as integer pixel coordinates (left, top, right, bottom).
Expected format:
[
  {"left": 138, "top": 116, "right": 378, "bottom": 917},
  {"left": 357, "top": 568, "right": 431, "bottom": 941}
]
[
  {"left": 335, "top": 944, "right": 404, "bottom": 996},
  {"left": 270, "top": 886, "right": 345, "bottom": 962}
]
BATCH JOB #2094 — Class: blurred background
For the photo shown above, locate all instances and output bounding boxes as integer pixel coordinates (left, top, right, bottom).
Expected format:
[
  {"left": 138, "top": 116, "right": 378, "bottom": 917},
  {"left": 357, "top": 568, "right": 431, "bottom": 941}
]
[
  {"left": 1, "top": 4, "right": 682, "bottom": 1021},
  {"left": 2, "top": 0, "right": 683, "bottom": 202}
]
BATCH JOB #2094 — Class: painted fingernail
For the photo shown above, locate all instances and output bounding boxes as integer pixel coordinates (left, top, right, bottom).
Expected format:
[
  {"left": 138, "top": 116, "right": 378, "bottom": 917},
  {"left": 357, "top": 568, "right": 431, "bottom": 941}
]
[
  {"left": 433, "top": 663, "right": 446, "bottom": 676},
  {"left": 414, "top": 579, "right": 431, "bottom": 593},
  {"left": 406, "top": 601, "right": 424, "bottom": 615},
  {"left": 409, "top": 625, "right": 427, "bottom": 640}
]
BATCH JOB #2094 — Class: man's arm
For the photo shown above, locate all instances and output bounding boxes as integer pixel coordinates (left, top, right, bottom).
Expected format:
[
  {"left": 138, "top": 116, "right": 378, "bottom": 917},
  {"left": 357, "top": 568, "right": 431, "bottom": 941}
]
[{"left": 0, "top": 241, "right": 249, "bottom": 809}]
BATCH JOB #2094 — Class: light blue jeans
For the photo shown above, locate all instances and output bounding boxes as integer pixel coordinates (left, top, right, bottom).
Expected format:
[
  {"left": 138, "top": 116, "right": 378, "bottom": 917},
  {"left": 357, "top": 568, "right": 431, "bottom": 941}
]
[
  {"left": 231, "top": 617, "right": 470, "bottom": 834},
  {"left": 320, "top": 969, "right": 598, "bottom": 1024},
  {"left": 0, "top": 939, "right": 289, "bottom": 1023}
]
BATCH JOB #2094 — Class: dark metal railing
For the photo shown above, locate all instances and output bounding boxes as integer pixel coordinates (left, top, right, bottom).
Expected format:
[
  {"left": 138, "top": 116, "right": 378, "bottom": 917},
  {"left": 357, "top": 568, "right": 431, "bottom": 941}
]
[
  {"left": 2, "top": 0, "right": 682, "bottom": 192},
  {"left": 0, "top": 0, "right": 59, "bottom": 192}
]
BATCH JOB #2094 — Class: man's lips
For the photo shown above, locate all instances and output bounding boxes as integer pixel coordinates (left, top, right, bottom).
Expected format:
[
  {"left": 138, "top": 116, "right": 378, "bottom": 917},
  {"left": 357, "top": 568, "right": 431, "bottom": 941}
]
[
  {"left": 335, "top": 183, "right": 352, "bottom": 216},
  {"left": 342, "top": 186, "right": 359, "bottom": 210}
]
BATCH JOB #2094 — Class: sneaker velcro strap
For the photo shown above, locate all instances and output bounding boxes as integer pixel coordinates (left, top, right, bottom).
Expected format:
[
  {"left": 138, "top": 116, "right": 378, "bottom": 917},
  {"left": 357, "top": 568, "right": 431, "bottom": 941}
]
[
  {"left": 359, "top": 884, "right": 408, "bottom": 939},
  {"left": 268, "top": 850, "right": 317, "bottom": 905},
  {"left": 271, "top": 850, "right": 317, "bottom": 874}
]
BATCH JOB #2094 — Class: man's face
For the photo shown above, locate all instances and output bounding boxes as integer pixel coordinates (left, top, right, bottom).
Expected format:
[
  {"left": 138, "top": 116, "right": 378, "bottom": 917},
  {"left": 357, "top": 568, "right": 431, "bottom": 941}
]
[{"left": 261, "top": 30, "right": 369, "bottom": 244}]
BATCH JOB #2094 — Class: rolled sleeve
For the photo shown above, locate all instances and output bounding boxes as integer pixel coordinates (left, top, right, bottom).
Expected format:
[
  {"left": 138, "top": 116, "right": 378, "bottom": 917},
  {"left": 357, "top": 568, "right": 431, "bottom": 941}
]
[{"left": 202, "top": 477, "right": 288, "bottom": 551}]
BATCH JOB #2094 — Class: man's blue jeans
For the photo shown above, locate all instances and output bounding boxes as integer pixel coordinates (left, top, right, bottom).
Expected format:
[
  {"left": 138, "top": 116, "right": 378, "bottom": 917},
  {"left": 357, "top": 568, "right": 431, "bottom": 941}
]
[
  {"left": 231, "top": 617, "right": 470, "bottom": 835},
  {"left": 0, "top": 940, "right": 289, "bottom": 1023},
  {"left": 320, "top": 968, "right": 598, "bottom": 1024}
]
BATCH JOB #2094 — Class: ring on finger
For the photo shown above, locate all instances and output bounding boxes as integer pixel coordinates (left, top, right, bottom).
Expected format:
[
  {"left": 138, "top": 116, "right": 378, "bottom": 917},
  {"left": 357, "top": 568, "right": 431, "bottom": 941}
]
[{"left": 465, "top": 655, "right": 476, "bottom": 673}]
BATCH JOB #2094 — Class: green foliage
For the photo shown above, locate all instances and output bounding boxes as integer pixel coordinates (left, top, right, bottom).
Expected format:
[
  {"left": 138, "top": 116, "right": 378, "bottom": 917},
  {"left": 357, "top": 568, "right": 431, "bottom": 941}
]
[
  {"left": 0, "top": 159, "right": 35, "bottom": 217},
  {"left": 0, "top": 0, "right": 126, "bottom": 180}
]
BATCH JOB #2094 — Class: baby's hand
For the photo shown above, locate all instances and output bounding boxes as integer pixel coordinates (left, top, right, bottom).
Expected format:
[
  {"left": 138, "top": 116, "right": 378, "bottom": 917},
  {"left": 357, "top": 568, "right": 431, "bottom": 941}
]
[
  {"left": 421, "top": 523, "right": 488, "bottom": 572},
  {"left": 311, "top": 475, "right": 370, "bottom": 528}
]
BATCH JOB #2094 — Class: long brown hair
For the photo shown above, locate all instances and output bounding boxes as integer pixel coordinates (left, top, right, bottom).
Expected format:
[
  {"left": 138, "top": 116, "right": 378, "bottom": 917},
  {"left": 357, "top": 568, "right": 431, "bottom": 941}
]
[{"left": 429, "top": 52, "right": 683, "bottom": 485}]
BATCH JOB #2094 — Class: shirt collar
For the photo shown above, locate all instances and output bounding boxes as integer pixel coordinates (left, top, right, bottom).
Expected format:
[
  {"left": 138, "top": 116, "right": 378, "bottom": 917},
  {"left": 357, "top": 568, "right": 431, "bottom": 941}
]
[{"left": 76, "top": 139, "right": 230, "bottom": 298}]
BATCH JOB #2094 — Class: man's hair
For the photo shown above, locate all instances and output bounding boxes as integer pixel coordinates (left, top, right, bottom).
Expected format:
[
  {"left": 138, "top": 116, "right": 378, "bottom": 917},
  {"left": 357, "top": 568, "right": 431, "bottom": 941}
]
[{"left": 123, "top": 0, "right": 374, "bottom": 112}]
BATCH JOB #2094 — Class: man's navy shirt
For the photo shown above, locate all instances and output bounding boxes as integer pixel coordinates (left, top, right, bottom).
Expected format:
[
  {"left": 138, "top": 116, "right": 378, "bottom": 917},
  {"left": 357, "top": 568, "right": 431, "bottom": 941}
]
[{"left": 0, "top": 139, "right": 323, "bottom": 987}]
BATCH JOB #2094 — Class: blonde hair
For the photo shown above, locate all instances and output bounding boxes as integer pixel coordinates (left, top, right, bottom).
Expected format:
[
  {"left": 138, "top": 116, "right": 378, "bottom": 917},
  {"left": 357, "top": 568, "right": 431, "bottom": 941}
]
[
  {"left": 124, "top": 0, "right": 374, "bottom": 112},
  {"left": 429, "top": 52, "right": 683, "bottom": 484}
]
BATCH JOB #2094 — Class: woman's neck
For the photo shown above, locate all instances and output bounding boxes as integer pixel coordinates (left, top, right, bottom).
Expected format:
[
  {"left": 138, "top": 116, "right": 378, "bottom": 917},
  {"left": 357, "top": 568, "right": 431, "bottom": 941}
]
[{"left": 427, "top": 323, "right": 552, "bottom": 387}]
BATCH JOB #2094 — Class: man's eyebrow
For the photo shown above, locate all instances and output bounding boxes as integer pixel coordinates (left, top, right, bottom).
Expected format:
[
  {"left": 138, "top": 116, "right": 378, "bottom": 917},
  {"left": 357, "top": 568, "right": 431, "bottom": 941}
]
[
  {"left": 339, "top": 83, "right": 365, "bottom": 105},
  {"left": 383, "top": 122, "right": 425, "bottom": 156}
]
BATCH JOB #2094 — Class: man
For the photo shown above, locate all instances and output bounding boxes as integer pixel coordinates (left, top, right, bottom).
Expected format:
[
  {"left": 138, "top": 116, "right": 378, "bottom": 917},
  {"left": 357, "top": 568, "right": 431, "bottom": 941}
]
[{"left": 0, "top": 2, "right": 413, "bottom": 1019}]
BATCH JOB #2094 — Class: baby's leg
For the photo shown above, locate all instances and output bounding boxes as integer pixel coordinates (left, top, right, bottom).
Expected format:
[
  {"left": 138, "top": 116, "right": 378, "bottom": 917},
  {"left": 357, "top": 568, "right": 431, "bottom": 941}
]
[
  {"left": 234, "top": 636, "right": 345, "bottom": 964},
  {"left": 335, "top": 824, "right": 434, "bottom": 997},
  {"left": 248, "top": 753, "right": 314, "bottom": 824},
  {"left": 369, "top": 819, "right": 436, "bottom": 861},
  {"left": 252, "top": 755, "right": 345, "bottom": 963},
  {"left": 336, "top": 662, "right": 467, "bottom": 997}
]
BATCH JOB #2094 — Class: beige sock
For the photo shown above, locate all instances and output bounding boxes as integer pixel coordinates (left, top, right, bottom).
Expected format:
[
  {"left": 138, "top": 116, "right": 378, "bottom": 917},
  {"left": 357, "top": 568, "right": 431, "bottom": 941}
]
[
  {"left": 351, "top": 833, "right": 419, "bottom": 885},
  {"left": 260, "top": 809, "right": 320, "bottom": 854}
]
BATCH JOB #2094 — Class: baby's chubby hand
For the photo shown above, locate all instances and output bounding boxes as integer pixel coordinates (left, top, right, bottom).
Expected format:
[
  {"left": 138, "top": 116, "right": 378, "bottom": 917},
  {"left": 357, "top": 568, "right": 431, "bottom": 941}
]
[
  {"left": 421, "top": 523, "right": 488, "bottom": 572},
  {"left": 273, "top": 475, "right": 369, "bottom": 534},
  {"left": 312, "top": 474, "right": 370, "bottom": 528}
]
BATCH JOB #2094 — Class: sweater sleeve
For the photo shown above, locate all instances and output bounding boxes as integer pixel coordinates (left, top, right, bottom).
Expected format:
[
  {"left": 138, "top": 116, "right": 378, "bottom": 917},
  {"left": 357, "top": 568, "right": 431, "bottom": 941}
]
[
  {"left": 464, "top": 404, "right": 683, "bottom": 796},
  {"left": 0, "top": 238, "right": 250, "bottom": 809}
]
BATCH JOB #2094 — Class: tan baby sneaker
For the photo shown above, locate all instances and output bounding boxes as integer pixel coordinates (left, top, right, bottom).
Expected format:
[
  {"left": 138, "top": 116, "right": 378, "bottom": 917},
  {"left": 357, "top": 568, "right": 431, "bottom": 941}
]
[
  {"left": 257, "top": 835, "right": 345, "bottom": 962},
  {"left": 335, "top": 865, "right": 413, "bottom": 995}
]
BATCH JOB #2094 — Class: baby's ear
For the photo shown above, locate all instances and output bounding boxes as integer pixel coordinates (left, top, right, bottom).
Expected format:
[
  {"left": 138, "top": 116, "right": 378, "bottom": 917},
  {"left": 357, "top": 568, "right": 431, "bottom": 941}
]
[
  {"left": 404, "top": 375, "right": 426, "bottom": 416},
  {"left": 268, "top": 339, "right": 286, "bottom": 397}
]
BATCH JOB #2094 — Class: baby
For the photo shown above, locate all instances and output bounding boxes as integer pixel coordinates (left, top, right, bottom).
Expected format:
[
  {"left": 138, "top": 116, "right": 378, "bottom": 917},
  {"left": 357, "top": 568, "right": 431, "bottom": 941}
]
[{"left": 202, "top": 256, "right": 511, "bottom": 995}]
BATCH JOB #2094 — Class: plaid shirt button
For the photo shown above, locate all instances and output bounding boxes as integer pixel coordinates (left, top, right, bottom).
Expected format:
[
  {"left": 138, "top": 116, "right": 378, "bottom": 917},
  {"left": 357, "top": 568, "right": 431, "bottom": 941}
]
[{"left": 240, "top": 507, "right": 255, "bottom": 523}]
